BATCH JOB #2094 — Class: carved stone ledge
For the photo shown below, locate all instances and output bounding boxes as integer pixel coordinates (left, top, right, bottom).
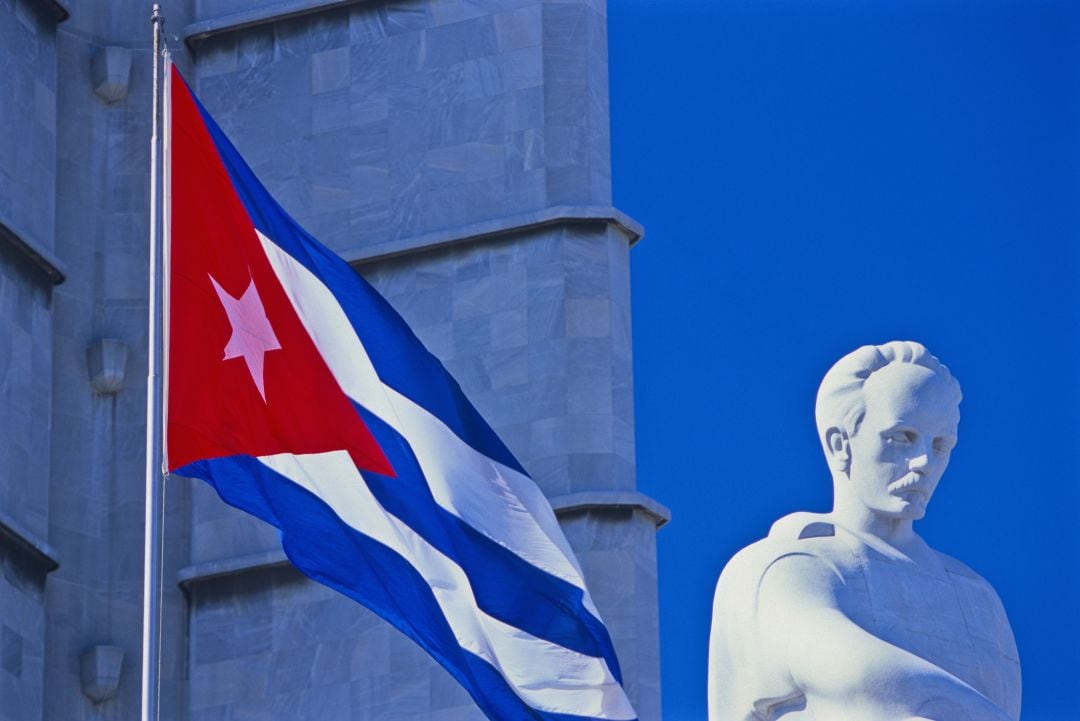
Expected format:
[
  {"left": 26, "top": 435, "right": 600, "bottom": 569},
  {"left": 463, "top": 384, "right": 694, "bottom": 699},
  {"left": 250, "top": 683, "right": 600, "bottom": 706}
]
[
  {"left": 28, "top": 0, "right": 68, "bottom": 23},
  {"left": 349, "top": 205, "right": 645, "bottom": 268},
  {"left": 177, "top": 548, "right": 290, "bottom": 588},
  {"left": 0, "top": 220, "right": 66, "bottom": 285},
  {"left": 0, "top": 510, "right": 60, "bottom": 574},
  {"left": 550, "top": 490, "right": 671, "bottom": 529},
  {"left": 183, "top": 0, "right": 363, "bottom": 47}
]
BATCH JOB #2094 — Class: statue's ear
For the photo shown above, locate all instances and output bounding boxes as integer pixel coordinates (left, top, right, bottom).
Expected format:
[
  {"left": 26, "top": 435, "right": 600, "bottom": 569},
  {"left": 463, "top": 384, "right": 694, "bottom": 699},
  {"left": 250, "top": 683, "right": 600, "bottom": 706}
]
[{"left": 825, "top": 427, "right": 850, "bottom": 474}]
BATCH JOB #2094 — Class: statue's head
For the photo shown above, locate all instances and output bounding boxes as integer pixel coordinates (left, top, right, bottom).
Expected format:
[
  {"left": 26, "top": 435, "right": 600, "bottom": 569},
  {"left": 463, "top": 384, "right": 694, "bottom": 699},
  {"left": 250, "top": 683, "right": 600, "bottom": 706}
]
[{"left": 815, "top": 341, "right": 962, "bottom": 522}]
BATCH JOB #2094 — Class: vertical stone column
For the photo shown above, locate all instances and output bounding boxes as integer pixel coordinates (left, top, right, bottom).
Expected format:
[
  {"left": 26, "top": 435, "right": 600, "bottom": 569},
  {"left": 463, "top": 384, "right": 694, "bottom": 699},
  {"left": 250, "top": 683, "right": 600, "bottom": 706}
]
[
  {"left": 362, "top": 218, "right": 668, "bottom": 721},
  {"left": 176, "top": 0, "right": 665, "bottom": 719},
  {"left": 539, "top": 2, "right": 666, "bottom": 716},
  {"left": 0, "top": 1, "right": 65, "bottom": 719},
  {"left": 43, "top": 1, "right": 196, "bottom": 720}
]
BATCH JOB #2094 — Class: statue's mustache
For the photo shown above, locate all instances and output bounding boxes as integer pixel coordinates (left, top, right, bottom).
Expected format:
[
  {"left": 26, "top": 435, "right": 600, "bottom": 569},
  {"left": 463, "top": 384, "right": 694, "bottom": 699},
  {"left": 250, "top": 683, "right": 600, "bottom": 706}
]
[{"left": 888, "top": 473, "right": 932, "bottom": 496}]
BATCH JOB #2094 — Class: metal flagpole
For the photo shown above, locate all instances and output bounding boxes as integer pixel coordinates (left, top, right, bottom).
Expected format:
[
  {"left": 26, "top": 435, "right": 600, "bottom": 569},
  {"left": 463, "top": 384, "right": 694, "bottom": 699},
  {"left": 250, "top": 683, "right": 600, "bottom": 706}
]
[{"left": 142, "top": 4, "right": 166, "bottom": 721}]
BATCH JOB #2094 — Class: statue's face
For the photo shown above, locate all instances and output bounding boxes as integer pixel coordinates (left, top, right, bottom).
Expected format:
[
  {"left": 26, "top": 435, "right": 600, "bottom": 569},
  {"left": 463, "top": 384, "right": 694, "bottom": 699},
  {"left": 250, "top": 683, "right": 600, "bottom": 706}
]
[{"left": 846, "top": 363, "right": 960, "bottom": 521}]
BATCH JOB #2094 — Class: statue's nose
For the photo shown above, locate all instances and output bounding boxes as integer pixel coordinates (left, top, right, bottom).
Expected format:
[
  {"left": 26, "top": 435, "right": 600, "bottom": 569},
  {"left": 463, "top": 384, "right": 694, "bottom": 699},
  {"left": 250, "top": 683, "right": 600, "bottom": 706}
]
[{"left": 909, "top": 452, "right": 931, "bottom": 474}]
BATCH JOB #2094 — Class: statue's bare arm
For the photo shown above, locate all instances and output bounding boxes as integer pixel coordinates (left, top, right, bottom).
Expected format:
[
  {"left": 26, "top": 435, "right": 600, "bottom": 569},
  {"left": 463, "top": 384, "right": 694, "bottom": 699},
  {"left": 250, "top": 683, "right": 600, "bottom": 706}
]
[{"left": 756, "top": 554, "right": 1012, "bottom": 721}]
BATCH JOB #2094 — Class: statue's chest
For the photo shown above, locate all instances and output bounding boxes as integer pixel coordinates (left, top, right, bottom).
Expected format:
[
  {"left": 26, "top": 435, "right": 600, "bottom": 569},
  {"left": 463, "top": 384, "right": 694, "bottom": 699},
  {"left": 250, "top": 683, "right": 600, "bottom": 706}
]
[{"left": 839, "top": 552, "right": 1018, "bottom": 711}]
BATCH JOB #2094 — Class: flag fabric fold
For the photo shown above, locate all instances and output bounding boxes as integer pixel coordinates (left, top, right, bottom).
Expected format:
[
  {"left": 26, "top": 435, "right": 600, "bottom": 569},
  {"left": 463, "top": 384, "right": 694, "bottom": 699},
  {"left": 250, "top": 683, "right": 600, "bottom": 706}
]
[{"left": 165, "top": 64, "right": 636, "bottom": 721}]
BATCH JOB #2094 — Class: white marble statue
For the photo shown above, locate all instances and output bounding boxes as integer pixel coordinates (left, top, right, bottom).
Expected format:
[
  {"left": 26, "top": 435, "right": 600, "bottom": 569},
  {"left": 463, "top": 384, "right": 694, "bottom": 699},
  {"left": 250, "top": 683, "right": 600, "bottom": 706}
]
[{"left": 708, "top": 341, "right": 1020, "bottom": 721}]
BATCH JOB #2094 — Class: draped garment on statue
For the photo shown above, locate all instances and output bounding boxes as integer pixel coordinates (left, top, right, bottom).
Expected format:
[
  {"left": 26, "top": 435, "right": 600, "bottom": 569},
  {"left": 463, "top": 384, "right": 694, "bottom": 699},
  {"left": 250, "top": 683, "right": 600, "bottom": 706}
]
[{"left": 709, "top": 512, "right": 1021, "bottom": 721}]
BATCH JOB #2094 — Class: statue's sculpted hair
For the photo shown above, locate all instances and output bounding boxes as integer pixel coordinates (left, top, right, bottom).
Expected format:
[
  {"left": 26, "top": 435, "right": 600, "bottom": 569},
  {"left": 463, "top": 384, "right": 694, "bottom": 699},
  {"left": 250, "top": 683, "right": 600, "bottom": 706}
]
[{"left": 814, "top": 341, "right": 962, "bottom": 452}]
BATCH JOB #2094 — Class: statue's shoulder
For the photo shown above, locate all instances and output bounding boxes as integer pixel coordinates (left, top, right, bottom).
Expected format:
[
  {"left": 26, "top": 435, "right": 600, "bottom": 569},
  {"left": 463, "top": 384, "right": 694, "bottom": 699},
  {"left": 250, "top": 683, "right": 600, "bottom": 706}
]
[
  {"left": 709, "top": 512, "right": 851, "bottom": 720},
  {"left": 930, "top": 546, "right": 1020, "bottom": 670},
  {"left": 768, "top": 511, "right": 838, "bottom": 542},
  {"left": 933, "top": 547, "right": 1008, "bottom": 608},
  {"left": 933, "top": 548, "right": 989, "bottom": 582},
  {"left": 716, "top": 512, "right": 848, "bottom": 597}
]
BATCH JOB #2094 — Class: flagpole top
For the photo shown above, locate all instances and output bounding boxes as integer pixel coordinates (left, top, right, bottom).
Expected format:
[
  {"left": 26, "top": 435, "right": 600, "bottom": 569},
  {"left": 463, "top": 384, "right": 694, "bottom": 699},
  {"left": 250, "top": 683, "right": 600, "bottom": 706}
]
[{"left": 151, "top": 3, "right": 162, "bottom": 24}]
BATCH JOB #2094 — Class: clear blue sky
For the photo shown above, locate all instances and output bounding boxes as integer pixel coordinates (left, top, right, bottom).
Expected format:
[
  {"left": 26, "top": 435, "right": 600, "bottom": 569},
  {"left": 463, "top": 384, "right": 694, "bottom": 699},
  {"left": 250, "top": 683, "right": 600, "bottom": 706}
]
[{"left": 609, "top": 1, "right": 1080, "bottom": 719}]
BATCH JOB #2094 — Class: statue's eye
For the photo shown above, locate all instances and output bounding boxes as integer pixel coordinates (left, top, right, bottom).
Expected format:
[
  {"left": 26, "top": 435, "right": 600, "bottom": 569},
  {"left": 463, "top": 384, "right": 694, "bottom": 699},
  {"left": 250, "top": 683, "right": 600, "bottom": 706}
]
[
  {"left": 933, "top": 437, "right": 955, "bottom": 454},
  {"left": 885, "top": 431, "right": 914, "bottom": 444}
]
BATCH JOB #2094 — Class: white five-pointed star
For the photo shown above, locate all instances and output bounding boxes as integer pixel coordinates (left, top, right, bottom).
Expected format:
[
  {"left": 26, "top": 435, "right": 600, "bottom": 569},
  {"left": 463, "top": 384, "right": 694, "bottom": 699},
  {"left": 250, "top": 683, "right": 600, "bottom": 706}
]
[{"left": 209, "top": 274, "right": 282, "bottom": 402}]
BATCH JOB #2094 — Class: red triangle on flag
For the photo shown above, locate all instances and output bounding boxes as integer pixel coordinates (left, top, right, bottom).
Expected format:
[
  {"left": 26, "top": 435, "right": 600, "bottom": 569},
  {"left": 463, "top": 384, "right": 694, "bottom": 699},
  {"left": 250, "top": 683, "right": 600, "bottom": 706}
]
[{"left": 166, "top": 68, "right": 394, "bottom": 479}]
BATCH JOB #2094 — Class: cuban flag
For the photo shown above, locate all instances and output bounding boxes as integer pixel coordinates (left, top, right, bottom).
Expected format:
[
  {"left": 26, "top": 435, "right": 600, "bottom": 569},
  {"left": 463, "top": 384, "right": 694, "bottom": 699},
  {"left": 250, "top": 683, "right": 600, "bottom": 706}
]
[{"left": 164, "top": 64, "right": 635, "bottom": 721}]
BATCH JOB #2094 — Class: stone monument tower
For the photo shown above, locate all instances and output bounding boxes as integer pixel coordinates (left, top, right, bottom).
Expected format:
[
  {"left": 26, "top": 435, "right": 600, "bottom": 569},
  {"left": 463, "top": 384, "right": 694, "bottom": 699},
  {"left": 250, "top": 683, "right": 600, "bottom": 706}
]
[{"left": 0, "top": 1, "right": 666, "bottom": 719}]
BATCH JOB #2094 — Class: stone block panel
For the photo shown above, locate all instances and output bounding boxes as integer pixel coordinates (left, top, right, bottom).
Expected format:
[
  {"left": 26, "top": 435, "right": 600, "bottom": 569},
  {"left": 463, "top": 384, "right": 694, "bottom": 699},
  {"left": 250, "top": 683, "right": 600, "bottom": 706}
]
[
  {"left": 190, "top": 479, "right": 281, "bottom": 566},
  {"left": 359, "top": 222, "right": 636, "bottom": 497},
  {"left": 0, "top": 247, "right": 52, "bottom": 541},
  {"left": 0, "top": 542, "right": 47, "bottom": 721},
  {"left": 193, "top": 0, "right": 615, "bottom": 257},
  {"left": 560, "top": 508, "right": 662, "bottom": 721},
  {"left": 185, "top": 502, "right": 662, "bottom": 721},
  {"left": 186, "top": 565, "right": 477, "bottom": 720},
  {"left": 0, "top": 0, "right": 56, "bottom": 251}
]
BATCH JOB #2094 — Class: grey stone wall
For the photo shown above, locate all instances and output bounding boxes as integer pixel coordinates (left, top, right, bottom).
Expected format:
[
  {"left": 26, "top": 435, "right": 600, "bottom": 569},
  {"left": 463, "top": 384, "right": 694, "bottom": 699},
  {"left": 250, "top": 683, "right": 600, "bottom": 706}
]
[
  {"left": 43, "top": 1, "right": 195, "bottom": 720},
  {"left": 0, "top": 0, "right": 57, "bottom": 255},
  {"left": 181, "top": 2, "right": 662, "bottom": 718},
  {"left": 182, "top": 219, "right": 659, "bottom": 721},
  {"left": 0, "top": 246, "right": 55, "bottom": 721},
  {"left": 0, "top": 2, "right": 59, "bottom": 719},
  {"left": 561, "top": 508, "right": 661, "bottom": 721},
  {"left": 363, "top": 223, "right": 636, "bottom": 498},
  {"left": 0, "top": 0, "right": 662, "bottom": 719},
  {"left": 362, "top": 223, "right": 657, "bottom": 720},
  {"left": 185, "top": 564, "right": 487, "bottom": 721},
  {"left": 0, "top": 248, "right": 52, "bottom": 543},
  {"left": 0, "top": 543, "right": 48, "bottom": 721},
  {"left": 191, "top": 0, "right": 615, "bottom": 258}
]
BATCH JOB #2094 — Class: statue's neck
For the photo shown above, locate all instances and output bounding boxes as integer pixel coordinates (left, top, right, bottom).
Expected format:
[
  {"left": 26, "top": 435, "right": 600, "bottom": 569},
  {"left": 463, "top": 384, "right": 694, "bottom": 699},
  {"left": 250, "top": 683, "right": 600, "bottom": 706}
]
[{"left": 831, "top": 484, "right": 920, "bottom": 555}]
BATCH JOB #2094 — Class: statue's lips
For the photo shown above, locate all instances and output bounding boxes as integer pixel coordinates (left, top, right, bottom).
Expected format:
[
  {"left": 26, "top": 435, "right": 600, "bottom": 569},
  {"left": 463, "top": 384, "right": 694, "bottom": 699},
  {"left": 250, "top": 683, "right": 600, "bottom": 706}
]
[{"left": 888, "top": 474, "right": 931, "bottom": 499}]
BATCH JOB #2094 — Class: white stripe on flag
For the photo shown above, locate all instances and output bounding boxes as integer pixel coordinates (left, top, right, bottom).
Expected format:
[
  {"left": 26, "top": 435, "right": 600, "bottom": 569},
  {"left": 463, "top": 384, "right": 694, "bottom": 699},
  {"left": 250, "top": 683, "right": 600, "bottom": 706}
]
[
  {"left": 258, "top": 231, "right": 595, "bottom": 606},
  {"left": 259, "top": 451, "right": 635, "bottom": 721}
]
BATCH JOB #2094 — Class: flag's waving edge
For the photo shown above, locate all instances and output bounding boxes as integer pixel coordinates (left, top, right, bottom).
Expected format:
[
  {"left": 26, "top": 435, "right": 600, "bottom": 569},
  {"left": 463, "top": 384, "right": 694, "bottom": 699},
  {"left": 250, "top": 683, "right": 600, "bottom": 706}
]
[{"left": 165, "top": 66, "right": 637, "bottom": 721}]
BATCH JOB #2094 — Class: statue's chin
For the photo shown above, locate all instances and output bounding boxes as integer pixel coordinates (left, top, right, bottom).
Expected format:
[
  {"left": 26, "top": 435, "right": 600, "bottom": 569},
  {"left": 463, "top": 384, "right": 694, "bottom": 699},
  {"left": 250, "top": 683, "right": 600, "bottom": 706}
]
[
  {"left": 882, "top": 495, "right": 930, "bottom": 521},
  {"left": 902, "top": 505, "right": 928, "bottom": 521},
  {"left": 860, "top": 492, "right": 931, "bottom": 523}
]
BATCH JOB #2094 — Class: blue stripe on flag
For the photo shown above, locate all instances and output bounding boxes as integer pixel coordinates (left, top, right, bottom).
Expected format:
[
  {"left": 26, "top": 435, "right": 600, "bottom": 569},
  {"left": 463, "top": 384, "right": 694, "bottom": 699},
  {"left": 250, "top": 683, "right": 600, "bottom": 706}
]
[
  {"left": 174, "top": 455, "right": 633, "bottom": 721},
  {"left": 350, "top": 402, "right": 623, "bottom": 682},
  {"left": 186, "top": 89, "right": 526, "bottom": 478}
]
